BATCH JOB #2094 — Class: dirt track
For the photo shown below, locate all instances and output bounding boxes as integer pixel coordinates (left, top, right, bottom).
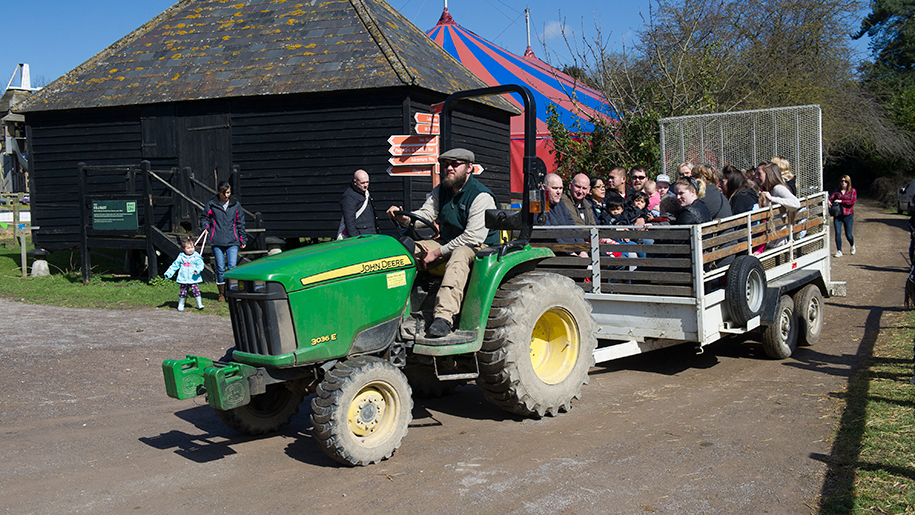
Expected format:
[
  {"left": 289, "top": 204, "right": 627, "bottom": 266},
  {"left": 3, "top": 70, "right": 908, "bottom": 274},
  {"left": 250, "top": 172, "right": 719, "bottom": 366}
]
[{"left": 0, "top": 200, "right": 907, "bottom": 514}]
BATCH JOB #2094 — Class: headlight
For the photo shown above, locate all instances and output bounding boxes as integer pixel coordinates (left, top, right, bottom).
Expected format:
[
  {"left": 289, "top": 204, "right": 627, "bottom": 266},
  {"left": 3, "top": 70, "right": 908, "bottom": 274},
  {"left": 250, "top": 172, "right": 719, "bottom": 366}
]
[
  {"left": 227, "top": 279, "right": 240, "bottom": 291},
  {"left": 253, "top": 281, "right": 266, "bottom": 292}
]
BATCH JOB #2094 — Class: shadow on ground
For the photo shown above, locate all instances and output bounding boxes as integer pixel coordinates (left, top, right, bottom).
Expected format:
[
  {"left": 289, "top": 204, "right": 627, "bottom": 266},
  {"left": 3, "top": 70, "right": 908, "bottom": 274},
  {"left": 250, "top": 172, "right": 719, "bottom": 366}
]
[{"left": 815, "top": 307, "right": 915, "bottom": 512}]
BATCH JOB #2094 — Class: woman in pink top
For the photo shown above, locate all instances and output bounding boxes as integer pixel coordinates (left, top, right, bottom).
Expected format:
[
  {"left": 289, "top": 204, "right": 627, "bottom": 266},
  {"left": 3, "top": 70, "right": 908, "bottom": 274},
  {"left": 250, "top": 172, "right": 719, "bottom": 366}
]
[{"left": 829, "top": 175, "right": 857, "bottom": 257}]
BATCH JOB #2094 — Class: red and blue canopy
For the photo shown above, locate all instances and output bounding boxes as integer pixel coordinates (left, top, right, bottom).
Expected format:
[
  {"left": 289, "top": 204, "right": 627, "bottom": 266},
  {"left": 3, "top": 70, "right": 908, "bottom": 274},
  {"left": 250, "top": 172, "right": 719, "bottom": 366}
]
[{"left": 426, "top": 8, "right": 616, "bottom": 191}]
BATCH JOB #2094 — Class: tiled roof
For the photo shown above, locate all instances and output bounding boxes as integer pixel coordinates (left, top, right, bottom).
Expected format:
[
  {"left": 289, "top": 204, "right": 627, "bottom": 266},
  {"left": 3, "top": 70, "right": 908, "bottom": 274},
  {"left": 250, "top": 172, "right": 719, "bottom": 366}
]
[{"left": 20, "top": 0, "right": 516, "bottom": 113}]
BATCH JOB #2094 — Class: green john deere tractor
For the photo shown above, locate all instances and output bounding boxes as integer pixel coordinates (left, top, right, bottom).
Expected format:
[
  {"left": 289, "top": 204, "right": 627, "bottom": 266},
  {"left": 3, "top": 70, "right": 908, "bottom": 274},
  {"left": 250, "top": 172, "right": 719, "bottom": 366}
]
[{"left": 162, "top": 85, "right": 597, "bottom": 466}]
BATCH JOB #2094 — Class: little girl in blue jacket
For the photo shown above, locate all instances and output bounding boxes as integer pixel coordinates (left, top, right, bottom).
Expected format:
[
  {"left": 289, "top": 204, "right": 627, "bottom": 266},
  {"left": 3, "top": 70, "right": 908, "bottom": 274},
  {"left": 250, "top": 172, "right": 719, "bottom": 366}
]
[{"left": 164, "top": 237, "right": 205, "bottom": 311}]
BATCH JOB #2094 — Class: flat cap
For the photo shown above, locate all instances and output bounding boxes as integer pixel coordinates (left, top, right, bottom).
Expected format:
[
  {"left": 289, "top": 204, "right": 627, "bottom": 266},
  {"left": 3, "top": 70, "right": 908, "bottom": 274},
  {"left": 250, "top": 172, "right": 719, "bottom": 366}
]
[{"left": 438, "top": 148, "right": 474, "bottom": 163}]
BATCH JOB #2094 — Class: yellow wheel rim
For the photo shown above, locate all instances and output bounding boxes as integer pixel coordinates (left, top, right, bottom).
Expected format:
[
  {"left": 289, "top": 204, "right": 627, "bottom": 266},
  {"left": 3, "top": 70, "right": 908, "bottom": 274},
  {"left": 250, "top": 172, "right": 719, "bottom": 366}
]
[
  {"left": 347, "top": 381, "right": 399, "bottom": 441},
  {"left": 529, "top": 308, "right": 580, "bottom": 384}
]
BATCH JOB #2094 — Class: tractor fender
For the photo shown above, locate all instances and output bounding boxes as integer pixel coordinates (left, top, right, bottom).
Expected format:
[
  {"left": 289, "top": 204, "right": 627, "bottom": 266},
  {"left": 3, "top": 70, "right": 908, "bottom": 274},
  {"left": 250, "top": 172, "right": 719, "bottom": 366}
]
[{"left": 459, "top": 243, "right": 554, "bottom": 336}]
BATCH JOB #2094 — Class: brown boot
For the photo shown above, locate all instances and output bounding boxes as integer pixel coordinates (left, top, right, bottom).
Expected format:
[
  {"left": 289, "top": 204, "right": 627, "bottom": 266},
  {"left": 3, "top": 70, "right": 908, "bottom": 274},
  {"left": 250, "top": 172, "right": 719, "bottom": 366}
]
[{"left": 217, "top": 283, "right": 226, "bottom": 302}]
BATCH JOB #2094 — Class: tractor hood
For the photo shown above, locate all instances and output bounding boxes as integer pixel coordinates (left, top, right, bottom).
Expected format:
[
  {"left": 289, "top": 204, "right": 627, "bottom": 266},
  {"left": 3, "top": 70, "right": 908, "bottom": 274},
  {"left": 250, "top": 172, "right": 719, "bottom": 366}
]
[{"left": 224, "top": 235, "right": 415, "bottom": 293}]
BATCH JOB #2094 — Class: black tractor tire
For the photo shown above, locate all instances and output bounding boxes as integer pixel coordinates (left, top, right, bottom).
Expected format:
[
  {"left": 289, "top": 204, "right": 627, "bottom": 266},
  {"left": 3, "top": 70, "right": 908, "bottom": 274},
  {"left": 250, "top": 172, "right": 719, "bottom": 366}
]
[
  {"left": 762, "top": 295, "right": 799, "bottom": 359},
  {"left": 793, "top": 284, "right": 824, "bottom": 346},
  {"left": 311, "top": 356, "right": 412, "bottom": 466},
  {"left": 402, "top": 365, "right": 464, "bottom": 398},
  {"left": 214, "top": 383, "right": 304, "bottom": 435},
  {"left": 726, "top": 255, "right": 767, "bottom": 326},
  {"left": 478, "top": 272, "right": 597, "bottom": 417}
]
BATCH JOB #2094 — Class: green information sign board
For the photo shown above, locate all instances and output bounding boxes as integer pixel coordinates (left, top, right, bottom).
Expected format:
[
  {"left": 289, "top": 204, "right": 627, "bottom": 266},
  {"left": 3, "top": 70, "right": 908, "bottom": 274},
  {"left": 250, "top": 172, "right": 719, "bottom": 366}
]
[{"left": 92, "top": 200, "right": 138, "bottom": 230}]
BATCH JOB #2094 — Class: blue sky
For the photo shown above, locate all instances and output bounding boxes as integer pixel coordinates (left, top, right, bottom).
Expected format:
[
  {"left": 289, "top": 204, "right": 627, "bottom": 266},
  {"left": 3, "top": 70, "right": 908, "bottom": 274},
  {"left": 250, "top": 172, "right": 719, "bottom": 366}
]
[{"left": 3, "top": 0, "right": 870, "bottom": 91}]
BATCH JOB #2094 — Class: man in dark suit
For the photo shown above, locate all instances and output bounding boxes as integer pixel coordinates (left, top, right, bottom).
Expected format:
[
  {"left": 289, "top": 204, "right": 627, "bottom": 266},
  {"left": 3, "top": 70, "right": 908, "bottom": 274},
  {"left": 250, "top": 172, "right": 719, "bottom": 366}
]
[{"left": 338, "top": 169, "right": 378, "bottom": 238}]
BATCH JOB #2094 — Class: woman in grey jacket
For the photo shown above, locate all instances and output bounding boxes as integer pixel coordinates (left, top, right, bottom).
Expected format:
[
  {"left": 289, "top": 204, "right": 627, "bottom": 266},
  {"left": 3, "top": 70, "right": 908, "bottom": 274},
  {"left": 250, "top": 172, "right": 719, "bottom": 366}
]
[{"left": 200, "top": 181, "right": 246, "bottom": 301}]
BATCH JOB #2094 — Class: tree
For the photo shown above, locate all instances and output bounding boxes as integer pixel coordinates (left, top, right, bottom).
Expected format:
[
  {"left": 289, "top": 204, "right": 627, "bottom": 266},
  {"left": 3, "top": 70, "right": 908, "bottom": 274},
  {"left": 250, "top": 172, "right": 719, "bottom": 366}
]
[
  {"left": 546, "top": 0, "right": 914, "bottom": 176},
  {"left": 854, "top": 0, "right": 915, "bottom": 78}
]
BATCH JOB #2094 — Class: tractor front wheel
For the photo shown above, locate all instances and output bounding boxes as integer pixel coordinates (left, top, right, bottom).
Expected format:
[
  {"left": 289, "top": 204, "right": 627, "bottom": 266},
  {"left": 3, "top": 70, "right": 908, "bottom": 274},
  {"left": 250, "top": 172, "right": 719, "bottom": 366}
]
[
  {"left": 311, "top": 356, "right": 412, "bottom": 466},
  {"left": 478, "top": 272, "right": 596, "bottom": 417}
]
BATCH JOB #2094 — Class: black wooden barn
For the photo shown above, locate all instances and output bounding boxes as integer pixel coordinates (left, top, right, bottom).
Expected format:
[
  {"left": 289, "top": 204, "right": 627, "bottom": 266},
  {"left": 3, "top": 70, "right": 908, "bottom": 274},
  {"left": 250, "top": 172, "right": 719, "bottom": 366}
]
[{"left": 17, "top": 0, "right": 516, "bottom": 257}]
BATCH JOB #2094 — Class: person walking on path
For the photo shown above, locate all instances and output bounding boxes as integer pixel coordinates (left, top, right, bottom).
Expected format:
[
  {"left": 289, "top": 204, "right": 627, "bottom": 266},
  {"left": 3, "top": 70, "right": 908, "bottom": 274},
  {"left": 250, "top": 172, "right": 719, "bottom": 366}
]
[
  {"left": 200, "top": 181, "right": 246, "bottom": 302},
  {"left": 829, "top": 175, "right": 857, "bottom": 257},
  {"left": 164, "top": 237, "right": 205, "bottom": 311}
]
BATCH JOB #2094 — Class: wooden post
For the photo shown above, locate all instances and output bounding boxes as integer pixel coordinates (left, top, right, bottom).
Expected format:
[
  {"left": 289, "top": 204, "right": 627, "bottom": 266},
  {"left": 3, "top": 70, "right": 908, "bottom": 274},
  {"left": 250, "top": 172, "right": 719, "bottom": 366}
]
[
  {"left": 78, "top": 163, "right": 92, "bottom": 284},
  {"left": 169, "top": 167, "right": 180, "bottom": 232},
  {"left": 20, "top": 229, "right": 27, "bottom": 278},
  {"left": 12, "top": 194, "right": 19, "bottom": 240},
  {"left": 255, "top": 212, "right": 265, "bottom": 250},
  {"left": 142, "top": 161, "right": 158, "bottom": 282}
]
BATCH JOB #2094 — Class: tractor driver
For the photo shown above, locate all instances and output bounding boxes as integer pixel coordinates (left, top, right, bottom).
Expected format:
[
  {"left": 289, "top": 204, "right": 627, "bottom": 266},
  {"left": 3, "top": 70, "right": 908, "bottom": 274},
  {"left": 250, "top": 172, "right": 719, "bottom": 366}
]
[{"left": 386, "top": 148, "right": 500, "bottom": 339}]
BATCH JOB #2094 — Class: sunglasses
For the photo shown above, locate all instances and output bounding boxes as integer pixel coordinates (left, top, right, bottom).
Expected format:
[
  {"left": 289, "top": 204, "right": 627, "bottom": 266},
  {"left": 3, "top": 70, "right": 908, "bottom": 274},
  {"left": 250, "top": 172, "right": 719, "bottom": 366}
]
[
  {"left": 439, "top": 160, "right": 466, "bottom": 168},
  {"left": 632, "top": 175, "right": 647, "bottom": 180}
]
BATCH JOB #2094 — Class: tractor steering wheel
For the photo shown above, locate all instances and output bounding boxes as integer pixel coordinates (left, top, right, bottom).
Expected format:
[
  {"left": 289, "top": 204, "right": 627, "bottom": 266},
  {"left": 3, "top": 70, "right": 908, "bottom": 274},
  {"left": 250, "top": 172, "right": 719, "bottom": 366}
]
[{"left": 391, "top": 211, "right": 440, "bottom": 241}]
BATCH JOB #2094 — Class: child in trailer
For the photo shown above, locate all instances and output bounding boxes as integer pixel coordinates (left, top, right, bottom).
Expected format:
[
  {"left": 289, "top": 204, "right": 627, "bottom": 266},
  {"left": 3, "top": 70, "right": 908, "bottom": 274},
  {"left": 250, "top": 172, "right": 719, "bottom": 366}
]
[{"left": 164, "top": 237, "right": 206, "bottom": 311}]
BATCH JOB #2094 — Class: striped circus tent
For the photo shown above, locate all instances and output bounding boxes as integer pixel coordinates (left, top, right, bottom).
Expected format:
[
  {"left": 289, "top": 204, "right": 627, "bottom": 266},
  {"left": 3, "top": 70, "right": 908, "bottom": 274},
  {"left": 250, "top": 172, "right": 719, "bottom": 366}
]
[{"left": 426, "top": 7, "right": 616, "bottom": 191}]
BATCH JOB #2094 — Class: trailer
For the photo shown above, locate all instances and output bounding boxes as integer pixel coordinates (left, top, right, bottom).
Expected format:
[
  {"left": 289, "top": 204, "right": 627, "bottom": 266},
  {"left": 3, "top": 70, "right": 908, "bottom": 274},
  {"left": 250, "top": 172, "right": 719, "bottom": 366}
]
[{"left": 530, "top": 191, "right": 843, "bottom": 363}]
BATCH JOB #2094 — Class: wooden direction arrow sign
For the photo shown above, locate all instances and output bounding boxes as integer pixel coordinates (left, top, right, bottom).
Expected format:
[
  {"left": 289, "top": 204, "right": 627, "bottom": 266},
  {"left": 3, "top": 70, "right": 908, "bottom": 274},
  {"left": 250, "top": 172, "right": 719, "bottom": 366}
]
[
  {"left": 388, "top": 154, "right": 438, "bottom": 166},
  {"left": 414, "top": 123, "right": 440, "bottom": 135},
  {"left": 414, "top": 113, "right": 439, "bottom": 125},
  {"left": 387, "top": 135, "right": 438, "bottom": 156},
  {"left": 386, "top": 166, "right": 436, "bottom": 177}
]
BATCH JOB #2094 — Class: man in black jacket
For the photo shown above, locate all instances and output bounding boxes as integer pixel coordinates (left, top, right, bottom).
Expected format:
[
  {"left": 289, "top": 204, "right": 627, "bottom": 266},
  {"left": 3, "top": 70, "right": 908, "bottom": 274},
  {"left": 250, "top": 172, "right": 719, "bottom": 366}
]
[{"left": 338, "top": 169, "right": 378, "bottom": 238}]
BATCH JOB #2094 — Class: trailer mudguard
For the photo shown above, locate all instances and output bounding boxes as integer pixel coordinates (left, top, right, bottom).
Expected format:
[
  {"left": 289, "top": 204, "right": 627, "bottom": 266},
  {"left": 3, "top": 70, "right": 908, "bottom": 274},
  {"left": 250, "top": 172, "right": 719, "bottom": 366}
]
[{"left": 760, "top": 269, "right": 826, "bottom": 324}]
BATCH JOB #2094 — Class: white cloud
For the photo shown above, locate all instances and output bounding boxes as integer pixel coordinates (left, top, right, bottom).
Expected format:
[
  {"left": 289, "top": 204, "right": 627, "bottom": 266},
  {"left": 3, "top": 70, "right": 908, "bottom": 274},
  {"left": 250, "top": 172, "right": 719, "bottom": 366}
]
[{"left": 542, "top": 20, "right": 564, "bottom": 40}]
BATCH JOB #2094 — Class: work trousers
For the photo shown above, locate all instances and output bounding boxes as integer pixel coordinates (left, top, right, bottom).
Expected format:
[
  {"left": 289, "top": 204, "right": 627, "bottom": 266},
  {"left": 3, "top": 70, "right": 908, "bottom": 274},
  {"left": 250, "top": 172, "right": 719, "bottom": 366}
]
[{"left": 415, "top": 240, "right": 484, "bottom": 321}]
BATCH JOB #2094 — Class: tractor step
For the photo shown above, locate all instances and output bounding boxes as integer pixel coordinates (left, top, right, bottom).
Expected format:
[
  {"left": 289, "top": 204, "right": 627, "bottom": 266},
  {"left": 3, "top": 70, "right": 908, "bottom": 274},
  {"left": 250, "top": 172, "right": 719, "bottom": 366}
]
[
  {"left": 415, "top": 329, "right": 476, "bottom": 347},
  {"left": 433, "top": 353, "right": 479, "bottom": 381}
]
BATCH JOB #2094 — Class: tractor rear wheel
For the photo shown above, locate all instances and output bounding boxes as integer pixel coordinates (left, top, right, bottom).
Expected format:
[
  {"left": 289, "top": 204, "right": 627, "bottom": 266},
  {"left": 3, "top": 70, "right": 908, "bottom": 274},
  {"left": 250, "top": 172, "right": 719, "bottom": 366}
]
[
  {"left": 311, "top": 356, "right": 412, "bottom": 466},
  {"left": 478, "top": 272, "right": 596, "bottom": 417},
  {"left": 214, "top": 383, "right": 304, "bottom": 435}
]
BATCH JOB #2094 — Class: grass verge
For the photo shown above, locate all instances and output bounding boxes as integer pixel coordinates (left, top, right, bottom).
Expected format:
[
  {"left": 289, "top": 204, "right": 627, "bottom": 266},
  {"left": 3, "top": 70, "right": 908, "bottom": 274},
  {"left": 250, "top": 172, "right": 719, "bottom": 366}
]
[
  {"left": 819, "top": 310, "right": 915, "bottom": 513},
  {"left": 0, "top": 234, "right": 229, "bottom": 316}
]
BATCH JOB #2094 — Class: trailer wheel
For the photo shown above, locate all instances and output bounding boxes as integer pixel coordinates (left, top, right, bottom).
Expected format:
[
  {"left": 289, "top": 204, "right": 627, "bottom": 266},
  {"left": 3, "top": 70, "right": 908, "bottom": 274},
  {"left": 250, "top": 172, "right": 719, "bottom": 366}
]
[
  {"left": 793, "top": 284, "right": 824, "bottom": 346},
  {"left": 311, "top": 356, "right": 412, "bottom": 466},
  {"left": 762, "top": 295, "right": 799, "bottom": 359},
  {"left": 214, "top": 384, "right": 304, "bottom": 435},
  {"left": 726, "top": 255, "right": 766, "bottom": 326},
  {"left": 478, "top": 272, "right": 596, "bottom": 417},
  {"left": 402, "top": 365, "right": 464, "bottom": 398}
]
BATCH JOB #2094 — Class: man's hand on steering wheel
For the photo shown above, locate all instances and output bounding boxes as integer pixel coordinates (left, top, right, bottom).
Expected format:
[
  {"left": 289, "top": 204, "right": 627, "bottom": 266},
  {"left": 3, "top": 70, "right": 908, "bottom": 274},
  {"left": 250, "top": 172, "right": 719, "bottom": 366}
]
[{"left": 387, "top": 209, "right": 441, "bottom": 241}]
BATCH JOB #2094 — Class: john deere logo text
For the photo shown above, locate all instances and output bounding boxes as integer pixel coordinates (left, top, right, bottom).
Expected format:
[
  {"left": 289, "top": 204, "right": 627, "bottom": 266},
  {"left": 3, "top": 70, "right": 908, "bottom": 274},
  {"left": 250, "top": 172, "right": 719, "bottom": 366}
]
[
  {"left": 360, "top": 257, "right": 408, "bottom": 273},
  {"left": 300, "top": 255, "right": 412, "bottom": 287}
]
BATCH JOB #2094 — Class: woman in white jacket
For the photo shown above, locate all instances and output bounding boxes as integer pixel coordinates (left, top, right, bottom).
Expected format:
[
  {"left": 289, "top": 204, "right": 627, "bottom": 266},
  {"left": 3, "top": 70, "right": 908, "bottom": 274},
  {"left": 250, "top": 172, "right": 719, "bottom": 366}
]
[{"left": 754, "top": 161, "right": 800, "bottom": 249}]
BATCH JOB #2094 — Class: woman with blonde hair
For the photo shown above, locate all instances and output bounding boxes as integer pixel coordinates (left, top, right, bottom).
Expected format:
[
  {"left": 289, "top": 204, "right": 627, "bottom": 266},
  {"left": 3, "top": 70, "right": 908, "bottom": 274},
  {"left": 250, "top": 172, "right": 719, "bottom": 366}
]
[
  {"left": 770, "top": 156, "right": 796, "bottom": 195},
  {"left": 677, "top": 162, "right": 694, "bottom": 179},
  {"left": 829, "top": 175, "right": 856, "bottom": 257}
]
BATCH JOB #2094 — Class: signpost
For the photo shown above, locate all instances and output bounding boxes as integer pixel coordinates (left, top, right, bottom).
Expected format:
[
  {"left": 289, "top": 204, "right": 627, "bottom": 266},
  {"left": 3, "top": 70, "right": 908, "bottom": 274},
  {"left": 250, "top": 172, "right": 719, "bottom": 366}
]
[{"left": 386, "top": 105, "right": 482, "bottom": 179}]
